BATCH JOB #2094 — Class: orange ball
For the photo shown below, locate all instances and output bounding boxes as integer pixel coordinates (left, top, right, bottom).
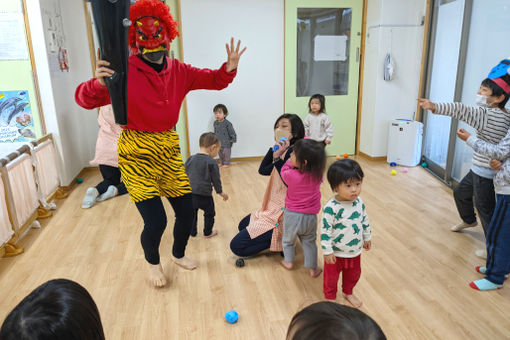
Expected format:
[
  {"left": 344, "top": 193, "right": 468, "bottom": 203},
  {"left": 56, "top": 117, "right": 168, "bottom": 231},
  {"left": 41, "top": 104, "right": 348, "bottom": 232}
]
[{"left": 343, "top": 153, "right": 349, "bottom": 158}]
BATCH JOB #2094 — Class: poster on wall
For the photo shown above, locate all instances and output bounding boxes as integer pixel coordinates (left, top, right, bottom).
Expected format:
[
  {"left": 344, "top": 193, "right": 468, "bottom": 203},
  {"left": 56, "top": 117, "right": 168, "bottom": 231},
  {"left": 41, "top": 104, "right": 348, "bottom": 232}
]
[
  {"left": 0, "top": 12, "right": 28, "bottom": 60},
  {"left": 0, "top": 90, "right": 37, "bottom": 143},
  {"left": 41, "top": 0, "right": 69, "bottom": 73}
]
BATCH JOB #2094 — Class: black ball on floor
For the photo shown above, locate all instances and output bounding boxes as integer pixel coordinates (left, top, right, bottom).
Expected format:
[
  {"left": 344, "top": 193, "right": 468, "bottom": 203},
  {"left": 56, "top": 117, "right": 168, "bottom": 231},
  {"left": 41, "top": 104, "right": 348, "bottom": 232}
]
[{"left": 235, "top": 258, "right": 245, "bottom": 267}]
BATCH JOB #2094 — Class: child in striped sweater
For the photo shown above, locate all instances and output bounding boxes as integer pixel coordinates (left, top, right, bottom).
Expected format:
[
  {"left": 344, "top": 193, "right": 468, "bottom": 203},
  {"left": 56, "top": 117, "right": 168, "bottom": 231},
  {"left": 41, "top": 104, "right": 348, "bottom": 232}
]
[
  {"left": 321, "top": 159, "right": 371, "bottom": 308},
  {"left": 419, "top": 69, "right": 510, "bottom": 259}
]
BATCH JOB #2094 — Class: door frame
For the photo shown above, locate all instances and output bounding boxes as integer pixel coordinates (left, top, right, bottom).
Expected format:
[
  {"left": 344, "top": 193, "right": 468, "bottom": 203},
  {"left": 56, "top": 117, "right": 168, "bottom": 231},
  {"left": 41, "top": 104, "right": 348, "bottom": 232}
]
[
  {"left": 284, "top": 0, "right": 365, "bottom": 155},
  {"left": 420, "top": 0, "right": 473, "bottom": 188}
]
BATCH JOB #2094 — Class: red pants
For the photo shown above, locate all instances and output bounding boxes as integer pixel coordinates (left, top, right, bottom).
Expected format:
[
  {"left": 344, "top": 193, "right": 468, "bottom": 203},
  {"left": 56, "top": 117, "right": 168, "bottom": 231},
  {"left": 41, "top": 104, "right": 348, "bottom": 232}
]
[{"left": 323, "top": 255, "right": 361, "bottom": 299}]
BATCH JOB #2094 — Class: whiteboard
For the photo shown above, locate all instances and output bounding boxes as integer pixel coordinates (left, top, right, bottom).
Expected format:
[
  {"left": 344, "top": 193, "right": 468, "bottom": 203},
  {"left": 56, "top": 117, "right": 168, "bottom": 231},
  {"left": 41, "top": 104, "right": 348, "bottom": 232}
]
[{"left": 180, "top": 0, "right": 284, "bottom": 157}]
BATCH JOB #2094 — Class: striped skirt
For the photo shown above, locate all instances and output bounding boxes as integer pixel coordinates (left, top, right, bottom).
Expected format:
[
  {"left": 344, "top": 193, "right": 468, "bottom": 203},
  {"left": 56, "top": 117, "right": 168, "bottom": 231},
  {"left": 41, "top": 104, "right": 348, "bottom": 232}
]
[{"left": 118, "top": 129, "right": 191, "bottom": 202}]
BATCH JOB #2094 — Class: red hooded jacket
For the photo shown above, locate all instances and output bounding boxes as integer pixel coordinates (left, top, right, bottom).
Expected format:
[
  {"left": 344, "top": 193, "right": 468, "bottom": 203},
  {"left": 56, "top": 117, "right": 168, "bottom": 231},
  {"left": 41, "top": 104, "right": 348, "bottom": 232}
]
[{"left": 75, "top": 55, "right": 237, "bottom": 132}]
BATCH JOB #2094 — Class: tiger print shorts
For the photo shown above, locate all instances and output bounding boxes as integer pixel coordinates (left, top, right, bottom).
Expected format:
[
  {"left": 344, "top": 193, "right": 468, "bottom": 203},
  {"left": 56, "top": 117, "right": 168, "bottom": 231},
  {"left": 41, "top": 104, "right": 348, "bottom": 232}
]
[{"left": 118, "top": 129, "right": 191, "bottom": 203}]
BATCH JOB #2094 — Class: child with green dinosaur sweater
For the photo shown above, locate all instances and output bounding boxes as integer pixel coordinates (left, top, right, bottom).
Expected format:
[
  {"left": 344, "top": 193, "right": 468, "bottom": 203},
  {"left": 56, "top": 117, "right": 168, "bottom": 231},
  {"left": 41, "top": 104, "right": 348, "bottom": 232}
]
[{"left": 321, "top": 159, "right": 372, "bottom": 308}]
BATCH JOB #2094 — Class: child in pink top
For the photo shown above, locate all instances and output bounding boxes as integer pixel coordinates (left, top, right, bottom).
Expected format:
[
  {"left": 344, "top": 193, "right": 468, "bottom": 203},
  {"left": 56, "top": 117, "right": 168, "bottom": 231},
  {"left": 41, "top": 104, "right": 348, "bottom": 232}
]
[{"left": 280, "top": 139, "right": 326, "bottom": 277}]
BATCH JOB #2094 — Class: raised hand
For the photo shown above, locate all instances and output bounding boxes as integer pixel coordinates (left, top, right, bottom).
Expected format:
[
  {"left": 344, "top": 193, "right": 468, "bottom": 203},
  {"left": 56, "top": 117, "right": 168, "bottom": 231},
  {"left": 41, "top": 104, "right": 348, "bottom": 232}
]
[
  {"left": 225, "top": 38, "right": 246, "bottom": 73},
  {"left": 418, "top": 98, "right": 437, "bottom": 112},
  {"left": 95, "top": 49, "right": 114, "bottom": 86}
]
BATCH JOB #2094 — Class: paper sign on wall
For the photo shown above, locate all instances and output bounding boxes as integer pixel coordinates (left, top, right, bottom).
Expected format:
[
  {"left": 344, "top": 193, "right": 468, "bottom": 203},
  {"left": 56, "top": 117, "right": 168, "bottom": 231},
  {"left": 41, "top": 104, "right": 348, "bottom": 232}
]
[
  {"left": 314, "top": 35, "right": 348, "bottom": 61},
  {"left": 0, "top": 12, "right": 28, "bottom": 60}
]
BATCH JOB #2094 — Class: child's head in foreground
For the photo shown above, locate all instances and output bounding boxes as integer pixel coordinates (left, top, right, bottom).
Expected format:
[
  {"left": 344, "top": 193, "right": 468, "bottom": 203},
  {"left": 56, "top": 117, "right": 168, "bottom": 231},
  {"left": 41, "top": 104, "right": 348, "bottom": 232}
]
[
  {"left": 286, "top": 301, "right": 386, "bottom": 340},
  {"left": 0, "top": 279, "right": 105, "bottom": 340}
]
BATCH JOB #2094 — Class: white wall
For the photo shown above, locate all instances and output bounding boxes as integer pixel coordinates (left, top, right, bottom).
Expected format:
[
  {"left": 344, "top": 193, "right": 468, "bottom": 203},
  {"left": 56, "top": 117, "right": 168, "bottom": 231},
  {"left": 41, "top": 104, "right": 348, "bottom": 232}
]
[
  {"left": 359, "top": 0, "right": 426, "bottom": 157},
  {"left": 180, "top": 0, "right": 284, "bottom": 157},
  {"left": 27, "top": 0, "right": 98, "bottom": 185}
]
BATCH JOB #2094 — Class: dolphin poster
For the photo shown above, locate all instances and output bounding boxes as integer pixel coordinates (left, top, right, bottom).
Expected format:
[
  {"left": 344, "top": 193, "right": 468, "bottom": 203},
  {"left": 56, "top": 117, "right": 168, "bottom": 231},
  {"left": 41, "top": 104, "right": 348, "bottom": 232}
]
[{"left": 0, "top": 90, "right": 36, "bottom": 143}]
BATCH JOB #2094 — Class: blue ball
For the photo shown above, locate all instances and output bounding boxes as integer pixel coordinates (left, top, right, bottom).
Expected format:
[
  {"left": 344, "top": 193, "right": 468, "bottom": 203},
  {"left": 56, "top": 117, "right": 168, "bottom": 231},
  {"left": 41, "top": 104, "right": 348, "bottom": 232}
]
[
  {"left": 225, "top": 310, "right": 238, "bottom": 324},
  {"left": 389, "top": 162, "right": 397, "bottom": 167}
]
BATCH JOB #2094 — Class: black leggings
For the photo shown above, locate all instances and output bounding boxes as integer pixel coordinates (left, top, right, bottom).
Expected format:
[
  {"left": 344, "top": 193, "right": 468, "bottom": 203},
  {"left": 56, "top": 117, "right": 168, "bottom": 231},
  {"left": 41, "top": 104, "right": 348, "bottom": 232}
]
[
  {"left": 230, "top": 214, "right": 273, "bottom": 257},
  {"left": 135, "top": 194, "right": 194, "bottom": 264},
  {"left": 96, "top": 164, "right": 128, "bottom": 196},
  {"left": 453, "top": 170, "right": 495, "bottom": 235}
]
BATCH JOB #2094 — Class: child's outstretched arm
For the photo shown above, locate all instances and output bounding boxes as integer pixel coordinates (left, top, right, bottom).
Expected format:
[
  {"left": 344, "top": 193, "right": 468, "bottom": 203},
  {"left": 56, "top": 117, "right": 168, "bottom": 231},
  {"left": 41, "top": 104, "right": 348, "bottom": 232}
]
[
  {"left": 458, "top": 128, "right": 510, "bottom": 160},
  {"left": 418, "top": 98, "right": 487, "bottom": 131}
]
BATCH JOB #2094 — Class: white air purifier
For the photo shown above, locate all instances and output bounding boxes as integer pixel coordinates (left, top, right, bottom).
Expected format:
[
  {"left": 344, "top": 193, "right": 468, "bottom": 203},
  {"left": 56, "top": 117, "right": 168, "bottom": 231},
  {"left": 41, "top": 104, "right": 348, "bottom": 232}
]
[{"left": 387, "top": 120, "right": 423, "bottom": 167}]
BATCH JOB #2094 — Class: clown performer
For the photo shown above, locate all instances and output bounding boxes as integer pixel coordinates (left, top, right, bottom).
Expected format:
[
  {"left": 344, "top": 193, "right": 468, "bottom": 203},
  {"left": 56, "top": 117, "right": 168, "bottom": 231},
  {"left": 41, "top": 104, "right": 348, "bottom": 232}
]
[{"left": 75, "top": 0, "right": 246, "bottom": 287}]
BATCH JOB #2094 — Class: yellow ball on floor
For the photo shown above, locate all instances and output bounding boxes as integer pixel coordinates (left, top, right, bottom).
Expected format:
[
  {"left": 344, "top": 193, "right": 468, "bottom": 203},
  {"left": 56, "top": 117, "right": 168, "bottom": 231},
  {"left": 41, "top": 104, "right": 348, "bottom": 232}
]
[{"left": 391, "top": 170, "right": 397, "bottom": 176}]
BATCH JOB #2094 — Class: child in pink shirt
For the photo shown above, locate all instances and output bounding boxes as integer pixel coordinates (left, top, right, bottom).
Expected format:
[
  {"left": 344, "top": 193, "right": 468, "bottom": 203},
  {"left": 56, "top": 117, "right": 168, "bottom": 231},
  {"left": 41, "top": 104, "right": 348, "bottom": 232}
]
[{"left": 280, "top": 139, "right": 326, "bottom": 277}]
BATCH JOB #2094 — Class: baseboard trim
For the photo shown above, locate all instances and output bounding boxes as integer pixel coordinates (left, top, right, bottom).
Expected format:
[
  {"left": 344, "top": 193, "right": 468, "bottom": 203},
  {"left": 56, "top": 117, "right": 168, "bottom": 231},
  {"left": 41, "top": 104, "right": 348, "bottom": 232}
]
[
  {"left": 60, "top": 167, "right": 98, "bottom": 191},
  {"left": 358, "top": 152, "right": 387, "bottom": 162},
  {"left": 229, "top": 156, "right": 264, "bottom": 162}
]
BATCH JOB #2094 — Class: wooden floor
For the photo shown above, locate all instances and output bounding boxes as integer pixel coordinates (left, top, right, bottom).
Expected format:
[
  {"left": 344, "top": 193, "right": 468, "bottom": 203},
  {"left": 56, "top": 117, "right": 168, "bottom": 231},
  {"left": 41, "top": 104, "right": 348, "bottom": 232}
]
[{"left": 1, "top": 157, "right": 509, "bottom": 339}]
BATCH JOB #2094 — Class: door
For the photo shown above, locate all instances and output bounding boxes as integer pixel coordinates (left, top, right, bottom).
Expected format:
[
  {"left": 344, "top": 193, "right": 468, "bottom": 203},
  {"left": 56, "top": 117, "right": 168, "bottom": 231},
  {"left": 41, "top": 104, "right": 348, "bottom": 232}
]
[
  {"left": 285, "top": 0, "right": 363, "bottom": 155},
  {"left": 422, "top": 0, "right": 510, "bottom": 186},
  {"left": 422, "top": 0, "right": 466, "bottom": 179}
]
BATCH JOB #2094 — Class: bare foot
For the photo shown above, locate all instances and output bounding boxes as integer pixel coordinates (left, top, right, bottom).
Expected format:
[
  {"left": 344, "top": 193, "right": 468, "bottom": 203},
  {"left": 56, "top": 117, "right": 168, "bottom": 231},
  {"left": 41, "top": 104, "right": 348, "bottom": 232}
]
[
  {"left": 147, "top": 263, "right": 167, "bottom": 287},
  {"left": 222, "top": 164, "right": 230, "bottom": 168},
  {"left": 204, "top": 230, "right": 218, "bottom": 238},
  {"left": 310, "top": 267, "right": 322, "bottom": 278},
  {"left": 343, "top": 293, "right": 363, "bottom": 308},
  {"left": 281, "top": 260, "right": 293, "bottom": 270},
  {"left": 173, "top": 256, "right": 197, "bottom": 270}
]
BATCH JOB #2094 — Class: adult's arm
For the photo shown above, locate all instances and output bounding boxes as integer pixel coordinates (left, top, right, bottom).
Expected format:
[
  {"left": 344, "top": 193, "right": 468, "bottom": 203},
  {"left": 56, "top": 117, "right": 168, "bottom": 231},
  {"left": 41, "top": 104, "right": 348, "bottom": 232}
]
[
  {"left": 75, "top": 78, "right": 111, "bottom": 110},
  {"left": 258, "top": 147, "right": 289, "bottom": 175},
  {"left": 183, "top": 62, "right": 237, "bottom": 93}
]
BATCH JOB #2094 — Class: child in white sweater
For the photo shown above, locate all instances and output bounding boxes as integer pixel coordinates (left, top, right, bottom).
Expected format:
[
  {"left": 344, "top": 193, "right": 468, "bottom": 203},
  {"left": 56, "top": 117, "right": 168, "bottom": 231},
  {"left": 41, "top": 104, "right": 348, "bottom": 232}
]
[
  {"left": 303, "top": 94, "right": 334, "bottom": 145},
  {"left": 321, "top": 159, "right": 372, "bottom": 308}
]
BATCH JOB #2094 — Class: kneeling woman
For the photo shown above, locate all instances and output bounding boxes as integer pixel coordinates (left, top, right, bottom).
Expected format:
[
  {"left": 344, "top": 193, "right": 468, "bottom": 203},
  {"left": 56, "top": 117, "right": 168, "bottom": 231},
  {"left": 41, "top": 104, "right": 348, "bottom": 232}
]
[{"left": 230, "top": 114, "right": 304, "bottom": 257}]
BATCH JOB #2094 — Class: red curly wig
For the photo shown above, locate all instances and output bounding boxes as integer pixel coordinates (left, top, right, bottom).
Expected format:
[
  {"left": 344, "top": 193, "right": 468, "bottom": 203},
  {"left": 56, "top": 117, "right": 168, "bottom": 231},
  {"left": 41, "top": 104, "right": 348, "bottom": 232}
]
[{"left": 128, "top": 0, "right": 179, "bottom": 54}]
